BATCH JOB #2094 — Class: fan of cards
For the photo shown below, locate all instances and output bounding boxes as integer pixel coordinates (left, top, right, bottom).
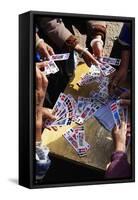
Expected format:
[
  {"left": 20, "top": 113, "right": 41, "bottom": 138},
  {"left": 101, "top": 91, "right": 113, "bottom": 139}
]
[
  {"left": 44, "top": 93, "right": 103, "bottom": 128},
  {"left": 44, "top": 93, "right": 76, "bottom": 127},
  {"left": 77, "top": 56, "right": 121, "bottom": 87},
  {"left": 63, "top": 126, "right": 91, "bottom": 157},
  {"left": 42, "top": 53, "right": 70, "bottom": 75}
]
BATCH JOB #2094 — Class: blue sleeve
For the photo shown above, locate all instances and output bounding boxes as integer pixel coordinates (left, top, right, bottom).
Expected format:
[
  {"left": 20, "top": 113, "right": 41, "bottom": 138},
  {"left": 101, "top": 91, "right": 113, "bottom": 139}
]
[{"left": 119, "top": 23, "right": 131, "bottom": 47}]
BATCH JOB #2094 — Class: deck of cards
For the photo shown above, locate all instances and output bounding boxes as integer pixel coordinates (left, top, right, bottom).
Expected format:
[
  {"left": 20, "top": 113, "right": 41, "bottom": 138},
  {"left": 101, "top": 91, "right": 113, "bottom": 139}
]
[{"left": 63, "top": 126, "right": 91, "bottom": 157}]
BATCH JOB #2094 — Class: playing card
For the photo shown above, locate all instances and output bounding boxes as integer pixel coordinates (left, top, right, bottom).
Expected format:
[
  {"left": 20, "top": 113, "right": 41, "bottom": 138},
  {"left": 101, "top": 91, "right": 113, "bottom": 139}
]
[
  {"left": 100, "top": 56, "right": 121, "bottom": 66},
  {"left": 94, "top": 103, "right": 115, "bottom": 131},
  {"left": 100, "top": 64, "right": 116, "bottom": 76},
  {"left": 110, "top": 102, "right": 121, "bottom": 126},
  {"left": 48, "top": 60, "right": 59, "bottom": 74},
  {"left": 63, "top": 126, "right": 90, "bottom": 157},
  {"left": 51, "top": 53, "right": 70, "bottom": 61}
]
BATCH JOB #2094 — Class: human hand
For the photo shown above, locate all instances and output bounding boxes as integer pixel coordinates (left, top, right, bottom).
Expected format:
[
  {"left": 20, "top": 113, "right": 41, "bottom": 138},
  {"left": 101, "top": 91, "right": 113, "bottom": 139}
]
[
  {"left": 37, "top": 40, "right": 55, "bottom": 60},
  {"left": 82, "top": 49, "right": 100, "bottom": 66},
  {"left": 36, "top": 67, "right": 48, "bottom": 107},
  {"left": 112, "top": 116, "right": 127, "bottom": 152},
  {"left": 74, "top": 44, "right": 99, "bottom": 67},
  {"left": 109, "top": 67, "right": 128, "bottom": 94},
  {"left": 36, "top": 61, "right": 49, "bottom": 72},
  {"left": 36, "top": 107, "right": 57, "bottom": 141},
  {"left": 119, "top": 90, "right": 131, "bottom": 106},
  {"left": 92, "top": 41, "right": 103, "bottom": 58}
]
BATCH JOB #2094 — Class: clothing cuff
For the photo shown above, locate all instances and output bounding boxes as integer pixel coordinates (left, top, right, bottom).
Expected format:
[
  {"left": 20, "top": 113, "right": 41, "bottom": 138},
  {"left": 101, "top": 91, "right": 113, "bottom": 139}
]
[
  {"left": 63, "top": 35, "right": 79, "bottom": 51},
  {"left": 111, "top": 151, "right": 127, "bottom": 162}
]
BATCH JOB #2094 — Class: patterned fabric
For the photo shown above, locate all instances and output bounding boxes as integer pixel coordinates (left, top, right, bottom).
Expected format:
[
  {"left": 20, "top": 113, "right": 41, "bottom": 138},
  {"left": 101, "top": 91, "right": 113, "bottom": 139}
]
[
  {"left": 105, "top": 151, "right": 131, "bottom": 179},
  {"left": 35, "top": 142, "right": 51, "bottom": 181}
]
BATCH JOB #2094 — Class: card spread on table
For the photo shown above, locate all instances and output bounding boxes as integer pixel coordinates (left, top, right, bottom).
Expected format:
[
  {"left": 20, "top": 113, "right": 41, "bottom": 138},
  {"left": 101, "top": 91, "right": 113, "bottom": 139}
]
[
  {"left": 77, "top": 61, "right": 116, "bottom": 87},
  {"left": 63, "top": 126, "right": 91, "bottom": 157}
]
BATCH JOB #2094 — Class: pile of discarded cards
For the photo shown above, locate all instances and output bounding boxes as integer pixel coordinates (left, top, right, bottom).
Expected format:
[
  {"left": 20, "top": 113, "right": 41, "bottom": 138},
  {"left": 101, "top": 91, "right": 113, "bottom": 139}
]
[
  {"left": 63, "top": 126, "right": 90, "bottom": 157},
  {"left": 77, "top": 57, "right": 118, "bottom": 87}
]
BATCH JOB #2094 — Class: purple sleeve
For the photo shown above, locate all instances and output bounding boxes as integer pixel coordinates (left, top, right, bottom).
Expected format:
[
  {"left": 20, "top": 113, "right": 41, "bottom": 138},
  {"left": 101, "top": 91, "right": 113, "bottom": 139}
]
[{"left": 105, "top": 151, "right": 131, "bottom": 179}]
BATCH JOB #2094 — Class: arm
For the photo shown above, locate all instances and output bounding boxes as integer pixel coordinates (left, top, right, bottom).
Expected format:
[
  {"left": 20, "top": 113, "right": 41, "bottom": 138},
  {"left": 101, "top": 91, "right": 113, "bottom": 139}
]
[
  {"left": 36, "top": 32, "right": 54, "bottom": 60},
  {"left": 86, "top": 21, "right": 107, "bottom": 58},
  {"left": 37, "top": 17, "right": 99, "bottom": 66},
  {"left": 109, "top": 23, "right": 131, "bottom": 94},
  {"left": 105, "top": 117, "right": 131, "bottom": 179}
]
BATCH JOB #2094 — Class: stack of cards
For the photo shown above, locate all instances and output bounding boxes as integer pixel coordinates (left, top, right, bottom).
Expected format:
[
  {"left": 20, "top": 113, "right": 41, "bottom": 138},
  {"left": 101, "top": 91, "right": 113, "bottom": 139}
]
[
  {"left": 77, "top": 60, "right": 116, "bottom": 87},
  {"left": 44, "top": 93, "right": 76, "bottom": 127},
  {"left": 77, "top": 65, "right": 101, "bottom": 86},
  {"left": 63, "top": 126, "right": 90, "bottom": 157}
]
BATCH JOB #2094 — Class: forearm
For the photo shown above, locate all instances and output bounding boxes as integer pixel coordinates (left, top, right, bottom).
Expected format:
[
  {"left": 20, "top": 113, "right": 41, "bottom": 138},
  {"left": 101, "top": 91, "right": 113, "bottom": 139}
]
[{"left": 119, "top": 50, "right": 130, "bottom": 70}]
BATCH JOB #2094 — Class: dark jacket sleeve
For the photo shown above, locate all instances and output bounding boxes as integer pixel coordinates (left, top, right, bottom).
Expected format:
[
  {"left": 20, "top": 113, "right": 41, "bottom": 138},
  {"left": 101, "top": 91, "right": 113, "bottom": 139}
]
[
  {"left": 37, "top": 17, "right": 79, "bottom": 50},
  {"left": 118, "top": 23, "right": 131, "bottom": 49},
  {"left": 105, "top": 151, "right": 131, "bottom": 179},
  {"left": 86, "top": 20, "right": 107, "bottom": 42}
]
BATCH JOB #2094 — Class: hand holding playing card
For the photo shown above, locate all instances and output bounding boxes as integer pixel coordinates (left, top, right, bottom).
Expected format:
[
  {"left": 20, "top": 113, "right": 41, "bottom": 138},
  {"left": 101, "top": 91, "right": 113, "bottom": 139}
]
[
  {"left": 112, "top": 115, "right": 127, "bottom": 153},
  {"left": 74, "top": 44, "right": 99, "bottom": 66},
  {"left": 36, "top": 61, "right": 49, "bottom": 71},
  {"left": 37, "top": 40, "right": 55, "bottom": 60},
  {"left": 36, "top": 107, "right": 57, "bottom": 141},
  {"left": 82, "top": 49, "right": 100, "bottom": 66}
]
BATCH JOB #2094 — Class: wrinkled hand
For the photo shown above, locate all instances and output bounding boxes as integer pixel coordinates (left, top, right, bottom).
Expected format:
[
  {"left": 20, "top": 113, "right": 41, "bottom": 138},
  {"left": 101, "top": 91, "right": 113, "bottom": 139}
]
[
  {"left": 92, "top": 41, "right": 103, "bottom": 58},
  {"left": 109, "top": 67, "right": 128, "bottom": 94},
  {"left": 37, "top": 40, "right": 55, "bottom": 60}
]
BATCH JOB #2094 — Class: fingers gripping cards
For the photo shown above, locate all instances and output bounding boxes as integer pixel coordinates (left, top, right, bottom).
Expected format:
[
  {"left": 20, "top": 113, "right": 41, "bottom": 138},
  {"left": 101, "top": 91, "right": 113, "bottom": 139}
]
[
  {"left": 44, "top": 93, "right": 76, "bottom": 127},
  {"left": 42, "top": 53, "right": 70, "bottom": 76}
]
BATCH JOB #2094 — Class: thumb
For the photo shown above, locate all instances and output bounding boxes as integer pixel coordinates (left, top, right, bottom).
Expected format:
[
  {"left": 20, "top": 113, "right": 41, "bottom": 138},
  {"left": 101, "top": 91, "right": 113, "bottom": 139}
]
[{"left": 42, "top": 108, "right": 56, "bottom": 121}]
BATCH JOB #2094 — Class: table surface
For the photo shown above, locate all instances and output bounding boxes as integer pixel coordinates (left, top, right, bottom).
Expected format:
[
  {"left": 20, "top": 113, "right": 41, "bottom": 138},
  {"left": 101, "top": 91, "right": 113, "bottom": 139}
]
[{"left": 42, "top": 63, "right": 130, "bottom": 171}]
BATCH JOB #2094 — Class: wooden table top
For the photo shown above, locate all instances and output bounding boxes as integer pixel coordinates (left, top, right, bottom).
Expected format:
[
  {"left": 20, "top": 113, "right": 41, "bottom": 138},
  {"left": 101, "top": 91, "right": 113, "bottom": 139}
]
[{"left": 42, "top": 63, "right": 130, "bottom": 171}]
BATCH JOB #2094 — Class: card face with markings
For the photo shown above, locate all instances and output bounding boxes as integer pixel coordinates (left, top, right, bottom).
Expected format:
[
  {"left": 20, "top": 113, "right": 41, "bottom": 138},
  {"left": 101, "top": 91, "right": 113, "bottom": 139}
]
[
  {"left": 63, "top": 126, "right": 90, "bottom": 157},
  {"left": 51, "top": 53, "right": 70, "bottom": 61},
  {"left": 100, "top": 56, "right": 121, "bottom": 66}
]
